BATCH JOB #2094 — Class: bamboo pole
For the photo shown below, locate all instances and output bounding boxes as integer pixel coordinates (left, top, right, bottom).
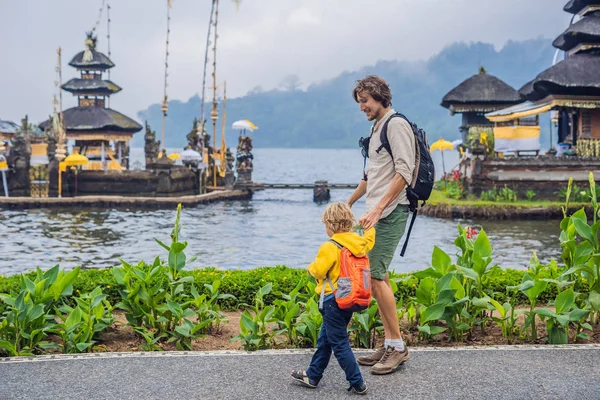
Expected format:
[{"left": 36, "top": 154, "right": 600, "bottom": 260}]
[
  {"left": 211, "top": 0, "right": 220, "bottom": 187},
  {"left": 200, "top": 0, "right": 217, "bottom": 133},
  {"left": 161, "top": 0, "right": 172, "bottom": 153}
]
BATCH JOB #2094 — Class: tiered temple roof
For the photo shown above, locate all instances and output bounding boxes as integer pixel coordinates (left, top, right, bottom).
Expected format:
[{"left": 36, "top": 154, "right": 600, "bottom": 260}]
[
  {"left": 520, "top": 3, "right": 600, "bottom": 102},
  {"left": 40, "top": 33, "right": 141, "bottom": 137},
  {"left": 564, "top": 0, "right": 600, "bottom": 15}
]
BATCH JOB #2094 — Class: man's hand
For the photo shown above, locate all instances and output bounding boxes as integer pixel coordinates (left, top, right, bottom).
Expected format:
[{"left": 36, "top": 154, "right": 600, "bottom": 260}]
[{"left": 359, "top": 207, "right": 383, "bottom": 231}]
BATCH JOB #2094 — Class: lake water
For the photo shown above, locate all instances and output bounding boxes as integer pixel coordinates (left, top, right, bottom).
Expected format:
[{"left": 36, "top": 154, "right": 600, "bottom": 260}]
[{"left": 0, "top": 148, "right": 561, "bottom": 276}]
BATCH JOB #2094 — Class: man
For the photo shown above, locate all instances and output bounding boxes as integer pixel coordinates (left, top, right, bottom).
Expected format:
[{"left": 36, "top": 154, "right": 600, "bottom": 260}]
[{"left": 346, "top": 75, "right": 415, "bottom": 375}]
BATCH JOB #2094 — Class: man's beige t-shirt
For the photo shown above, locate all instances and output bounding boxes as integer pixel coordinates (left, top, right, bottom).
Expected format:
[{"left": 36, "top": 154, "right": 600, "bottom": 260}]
[{"left": 366, "top": 109, "right": 416, "bottom": 219}]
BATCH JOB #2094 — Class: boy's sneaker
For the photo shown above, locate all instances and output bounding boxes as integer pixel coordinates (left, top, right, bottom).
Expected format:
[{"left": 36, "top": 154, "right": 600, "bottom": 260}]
[
  {"left": 370, "top": 346, "right": 410, "bottom": 375},
  {"left": 357, "top": 346, "right": 386, "bottom": 366},
  {"left": 290, "top": 369, "right": 318, "bottom": 389},
  {"left": 348, "top": 382, "right": 368, "bottom": 395}
]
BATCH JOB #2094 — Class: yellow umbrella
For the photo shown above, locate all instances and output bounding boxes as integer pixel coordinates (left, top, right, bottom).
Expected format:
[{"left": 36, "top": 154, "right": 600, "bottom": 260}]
[
  {"left": 430, "top": 138, "right": 455, "bottom": 152},
  {"left": 168, "top": 152, "right": 181, "bottom": 160},
  {"left": 429, "top": 138, "right": 455, "bottom": 177},
  {"left": 59, "top": 153, "right": 88, "bottom": 198},
  {"left": 63, "top": 153, "right": 89, "bottom": 167}
]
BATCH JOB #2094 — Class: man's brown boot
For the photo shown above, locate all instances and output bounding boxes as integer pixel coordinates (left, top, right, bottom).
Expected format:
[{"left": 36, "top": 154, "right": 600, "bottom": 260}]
[
  {"left": 357, "top": 346, "right": 386, "bottom": 366},
  {"left": 370, "top": 346, "right": 410, "bottom": 375}
]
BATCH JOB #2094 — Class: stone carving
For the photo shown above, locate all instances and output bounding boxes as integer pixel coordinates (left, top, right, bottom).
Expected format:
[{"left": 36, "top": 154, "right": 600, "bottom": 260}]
[
  {"left": 144, "top": 122, "right": 161, "bottom": 165},
  {"left": 186, "top": 118, "right": 201, "bottom": 151}
]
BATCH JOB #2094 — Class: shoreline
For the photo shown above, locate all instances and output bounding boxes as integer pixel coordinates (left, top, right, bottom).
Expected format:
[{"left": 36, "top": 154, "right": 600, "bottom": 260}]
[
  {"left": 0, "top": 189, "right": 252, "bottom": 210},
  {"left": 420, "top": 202, "right": 593, "bottom": 220}
]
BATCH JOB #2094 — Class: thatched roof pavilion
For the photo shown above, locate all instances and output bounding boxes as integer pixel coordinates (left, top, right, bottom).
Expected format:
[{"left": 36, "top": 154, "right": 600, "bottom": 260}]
[{"left": 441, "top": 67, "right": 523, "bottom": 114}]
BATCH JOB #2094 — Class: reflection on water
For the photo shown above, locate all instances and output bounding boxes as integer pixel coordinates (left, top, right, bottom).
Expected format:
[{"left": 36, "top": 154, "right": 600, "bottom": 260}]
[{"left": 0, "top": 148, "right": 561, "bottom": 275}]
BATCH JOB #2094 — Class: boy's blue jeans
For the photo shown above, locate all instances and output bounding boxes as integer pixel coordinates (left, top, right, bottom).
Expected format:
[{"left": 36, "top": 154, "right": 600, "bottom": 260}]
[{"left": 306, "top": 297, "right": 363, "bottom": 387}]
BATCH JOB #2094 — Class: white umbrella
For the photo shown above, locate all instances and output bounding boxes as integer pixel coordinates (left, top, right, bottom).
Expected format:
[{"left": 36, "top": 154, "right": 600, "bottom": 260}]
[
  {"left": 232, "top": 119, "right": 258, "bottom": 132},
  {"left": 180, "top": 148, "right": 202, "bottom": 162}
]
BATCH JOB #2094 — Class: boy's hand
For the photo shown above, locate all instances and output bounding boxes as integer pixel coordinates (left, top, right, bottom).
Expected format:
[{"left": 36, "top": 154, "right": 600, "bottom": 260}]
[{"left": 359, "top": 207, "right": 382, "bottom": 231}]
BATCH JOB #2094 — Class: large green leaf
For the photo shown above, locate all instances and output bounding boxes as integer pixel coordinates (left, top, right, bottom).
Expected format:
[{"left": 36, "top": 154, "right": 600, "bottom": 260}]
[
  {"left": 473, "top": 229, "right": 492, "bottom": 258},
  {"left": 571, "top": 208, "right": 588, "bottom": 224},
  {"left": 75, "top": 342, "right": 95, "bottom": 352},
  {"left": 589, "top": 291, "right": 600, "bottom": 311},
  {"left": 450, "top": 277, "right": 465, "bottom": 300},
  {"left": 412, "top": 268, "right": 441, "bottom": 280},
  {"left": 240, "top": 311, "right": 256, "bottom": 333},
  {"left": 457, "top": 266, "right": 478, "bottom": 282},
  {"left": 554, "top": 288, "right": 574, "bottom": 314},
  {"left": 471, "top": 296, "right": 491, "bottom": 309},
  {"left": 112, "top": 267, "right": 126, "bottom": 285},
  {"left": 23, "top": 277, "right": 36, "bottom": 295},
  {"left": 568, "top": 308, "right": 589, "bottom": 322},
  {"left": 259, "top": 283, "right": 273, "bottom": 297},
  {"left": 432, "top": 246, "right": 452, "bottom": 274},
  {"left": 534, "top": 308, "right": 556, "bottom": 318},
  {"left": 573, "top": 218, "right": 595, "bottom": 244},
  {"left": 422, "top": 303, "right": 445, "bottom": 323},
  {"left": 416, "top": 277, "right": 436, "bottom": 306},
  {"left": 66, "top": 306, "right": 83, "bottom": 327},
  {"left": 27, "top": 304, "right": 45, "bottom": 321},
  {"left": 171, "top": 242, "right": 187, "bottom": 254}
]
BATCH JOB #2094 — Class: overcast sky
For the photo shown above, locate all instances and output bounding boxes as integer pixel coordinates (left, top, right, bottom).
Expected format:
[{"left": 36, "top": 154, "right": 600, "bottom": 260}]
[{"left": 1, "top": 0, "right": 572, "bottom": 124}]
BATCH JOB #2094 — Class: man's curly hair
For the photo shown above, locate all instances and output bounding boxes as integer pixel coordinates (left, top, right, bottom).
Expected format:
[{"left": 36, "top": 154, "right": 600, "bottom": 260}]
[{"left": 352, "top": 75, "right": 392, "bottom": 108}]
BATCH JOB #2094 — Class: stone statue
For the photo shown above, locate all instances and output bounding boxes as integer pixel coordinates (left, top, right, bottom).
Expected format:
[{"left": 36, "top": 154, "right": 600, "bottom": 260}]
[
  {"left": 46, "top": 124, "right": 57, "bottom": 161},
  {"left": 144, "top": 121, "right": 160, "bottom": 165},
  {"left": 186, "top": 118, "right": 201, "bottom": 151}
]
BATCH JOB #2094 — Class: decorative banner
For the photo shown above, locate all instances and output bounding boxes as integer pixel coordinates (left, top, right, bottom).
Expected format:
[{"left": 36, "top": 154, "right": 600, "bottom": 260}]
[{"left": 493, "top": 126, "right": 540, "bottom": 153}]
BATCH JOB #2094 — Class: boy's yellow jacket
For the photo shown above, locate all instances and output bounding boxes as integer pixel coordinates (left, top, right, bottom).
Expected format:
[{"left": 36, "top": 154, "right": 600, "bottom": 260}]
[{"left": 308, "top": 228, "right": 375, "bottom": 295}]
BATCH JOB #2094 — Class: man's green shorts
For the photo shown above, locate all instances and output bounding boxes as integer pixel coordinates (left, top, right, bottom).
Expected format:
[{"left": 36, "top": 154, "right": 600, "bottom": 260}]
[{"left": 368, "top": 204, "right": 409, "bottom": 281}]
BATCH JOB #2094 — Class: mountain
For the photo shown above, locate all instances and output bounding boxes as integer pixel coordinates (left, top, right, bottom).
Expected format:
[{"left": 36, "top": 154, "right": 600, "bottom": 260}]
[{"left": 135, "top": 38, "right": 557, "bottom": 149}]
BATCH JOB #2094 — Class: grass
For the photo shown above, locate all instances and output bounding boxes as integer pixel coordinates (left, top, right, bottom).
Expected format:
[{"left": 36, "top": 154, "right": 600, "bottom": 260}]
[{"left": 428, "top": 189, "right": 588, "bottom": 209}]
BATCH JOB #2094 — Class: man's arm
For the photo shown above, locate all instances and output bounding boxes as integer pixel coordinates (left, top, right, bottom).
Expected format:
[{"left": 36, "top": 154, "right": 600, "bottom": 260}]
[
  {"left": 346, "top": 179, "right": 367, "bottom": 207},
  {"left": 358, "top": 173, "right": 406, "bottom": 230}
]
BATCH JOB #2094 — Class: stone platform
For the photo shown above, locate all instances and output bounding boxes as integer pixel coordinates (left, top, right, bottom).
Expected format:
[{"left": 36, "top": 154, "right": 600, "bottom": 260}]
[{"left": 0, "top": 190, "right": 251, "bottom": 210}]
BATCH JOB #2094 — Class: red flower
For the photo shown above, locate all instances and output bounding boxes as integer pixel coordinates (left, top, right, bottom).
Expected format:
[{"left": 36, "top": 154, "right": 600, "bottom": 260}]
[{"left": 466, "top": 226, "right": 478, "bottom": 239}]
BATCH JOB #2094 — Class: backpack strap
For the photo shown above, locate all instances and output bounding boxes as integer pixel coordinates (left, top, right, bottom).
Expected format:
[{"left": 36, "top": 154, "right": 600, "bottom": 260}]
[
  {"left": 318, "top": 273, "right": 337, "bottom": 310},
  {"left": 318, "top": 239, "right": 342, "bottom": 309},
  {"left": 376, "top": 112, "right": 406, "bottom": 157},
  {"left": 400, "top": 207, "right": 418, "bottom": 257}
]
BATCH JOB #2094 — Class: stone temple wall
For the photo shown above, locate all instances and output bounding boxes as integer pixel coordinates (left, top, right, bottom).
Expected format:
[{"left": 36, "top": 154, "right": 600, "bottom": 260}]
[
  {"left": 56, "top": 167, "right": 197, "bottom": 198},
  {"left": 466, "top": 157, "right": 600, "bottom": 199}
]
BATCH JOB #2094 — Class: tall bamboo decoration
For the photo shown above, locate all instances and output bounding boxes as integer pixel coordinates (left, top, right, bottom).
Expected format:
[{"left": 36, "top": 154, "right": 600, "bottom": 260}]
[
  {"left": 55, "top": 47, "right": 67, "bottom": 197},
  {"left": 106, "top": 0, "right": 112, "bottom": 107},
  {"left": 200, "top": 0, "right": 217, "bottom": 136},
  {"left": 220, "top": 81, "right": 227, "bottom": 177},
  {"left": 161, "top": 0, "right": 173, "bottom": 154},
  {"left": 211, "top": 0, "right": 221, "bottom": 187}
]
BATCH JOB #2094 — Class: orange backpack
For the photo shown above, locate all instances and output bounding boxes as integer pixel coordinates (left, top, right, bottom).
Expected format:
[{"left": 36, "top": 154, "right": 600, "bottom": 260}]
[{"left": 319, "top": 239, "right": 372, "bottom": 312}]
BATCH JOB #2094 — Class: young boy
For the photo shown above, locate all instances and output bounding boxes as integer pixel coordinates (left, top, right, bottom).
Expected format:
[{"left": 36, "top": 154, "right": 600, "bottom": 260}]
[{"left": 291, "top": 202, "right": 375, "bottom": 395}]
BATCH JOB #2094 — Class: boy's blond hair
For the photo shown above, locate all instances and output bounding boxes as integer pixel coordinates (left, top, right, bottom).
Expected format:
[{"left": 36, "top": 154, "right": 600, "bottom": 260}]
[{"left": 322, "top": 202, "right": 355, "bottom": 233}]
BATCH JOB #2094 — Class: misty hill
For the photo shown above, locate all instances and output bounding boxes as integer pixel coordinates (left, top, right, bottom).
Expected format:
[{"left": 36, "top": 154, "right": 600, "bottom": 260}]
[{"left": 136, "top": 38, "right": 557, "bottom": 149}]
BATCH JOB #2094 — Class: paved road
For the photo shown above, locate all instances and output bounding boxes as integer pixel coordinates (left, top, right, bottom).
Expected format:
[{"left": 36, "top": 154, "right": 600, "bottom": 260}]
[{"left": 1, "top": 345, "right": 599, "bottom": 400}]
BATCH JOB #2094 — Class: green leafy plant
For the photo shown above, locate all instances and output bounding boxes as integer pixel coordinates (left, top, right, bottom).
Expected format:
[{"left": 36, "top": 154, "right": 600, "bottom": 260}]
[
  {"left": 231, "top": 283, "right": 275, "bottom": 351},
  {"left": 295, "top": 297, "right": 322, "bottom": 348},
  {"left": 0, "top": 290, "right": 54, "bottom": 356},
  {"left": 190, "top": 280, "right": 236, "bottom": 335},
  {"left": 507, "top": 253, "right": 549, "bottom": 341},
  {"left": 272, "top": 276, "right": 305, "bottom": 347},
  {"left": 348, "top": 300, "right": 382, "bottom": 348},
  {"left": 534, "top": 288, "right": 590, "bottom": 344},
  {"left": 525, "top": 190, "right": 536, "bottom": 201},
  {"left": 52, "top": 287, "right": 114, "bottom": 353},
  {"left": 112, "top": 204, "right": 202, "bottom": 350}
]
